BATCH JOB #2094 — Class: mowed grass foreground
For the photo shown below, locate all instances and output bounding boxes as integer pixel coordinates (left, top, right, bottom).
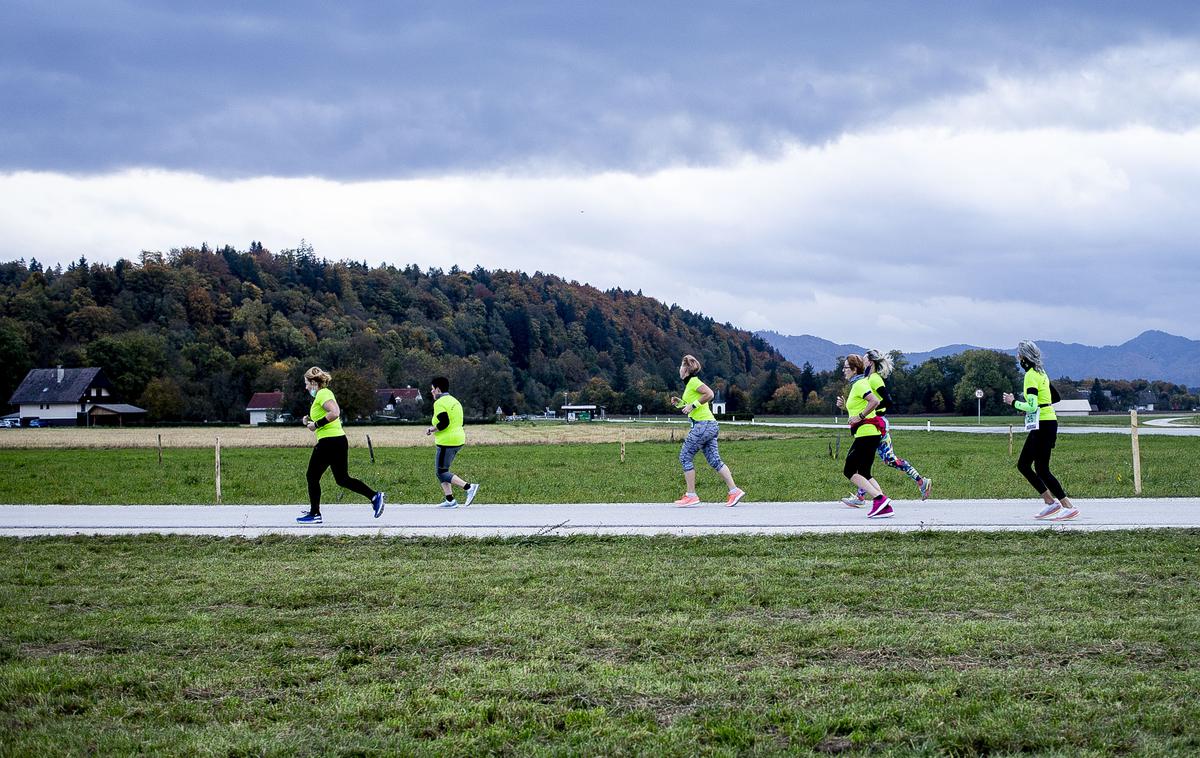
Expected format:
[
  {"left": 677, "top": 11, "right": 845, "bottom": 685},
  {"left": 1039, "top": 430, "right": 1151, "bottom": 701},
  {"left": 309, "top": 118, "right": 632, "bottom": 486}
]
[
  {"left": 0, "top": 431, "right": 1194, "bottom": 504},
  {"left": 2, "top": 533, "right": 1198, "bottom": 755}
]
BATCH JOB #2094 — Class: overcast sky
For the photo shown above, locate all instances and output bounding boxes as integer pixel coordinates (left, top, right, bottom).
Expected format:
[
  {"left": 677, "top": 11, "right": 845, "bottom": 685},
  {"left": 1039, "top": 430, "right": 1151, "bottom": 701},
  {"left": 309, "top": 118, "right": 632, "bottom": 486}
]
[{"left": 3, "top": 1, "right": 1199, "bottom": 351}]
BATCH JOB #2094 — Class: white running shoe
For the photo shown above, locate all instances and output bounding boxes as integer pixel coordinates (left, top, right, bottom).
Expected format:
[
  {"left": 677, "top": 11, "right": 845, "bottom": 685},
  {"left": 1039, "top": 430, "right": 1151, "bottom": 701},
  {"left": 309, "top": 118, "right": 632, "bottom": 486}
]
[
  {"left": 1034, "top": 502, "right": 1062, "bottom": 520},
  {"left": 464, "top": 483, "right": 480, "bottom": 507},
  {"left": 841, "top": 495, "right": 867, "bottom": 507}
]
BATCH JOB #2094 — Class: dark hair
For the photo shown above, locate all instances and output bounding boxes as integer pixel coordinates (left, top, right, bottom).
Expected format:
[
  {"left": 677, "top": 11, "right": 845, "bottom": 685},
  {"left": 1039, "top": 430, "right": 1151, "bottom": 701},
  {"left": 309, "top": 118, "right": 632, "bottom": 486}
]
[
  {"left": 844, "top": 354, "right": 865, "bottom": 373},
  {"left": 431, "top": 376, "right": 450, "bottom": 392}
]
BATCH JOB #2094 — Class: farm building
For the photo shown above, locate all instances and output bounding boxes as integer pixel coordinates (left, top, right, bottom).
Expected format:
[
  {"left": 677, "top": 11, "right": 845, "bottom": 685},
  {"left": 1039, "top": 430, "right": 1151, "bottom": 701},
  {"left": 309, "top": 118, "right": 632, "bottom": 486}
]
[
  {"left": 246, "top": 392, "right": 286, "bottom": 424},
  {"left": 7, "top": 367, "right": 146, "bottom": 426},
  {"left": 1051, "top": 399, "right": 1093, "bottom": 416},
  {"left": 376, "top": 387, "right": 423, "bottom": 417}
]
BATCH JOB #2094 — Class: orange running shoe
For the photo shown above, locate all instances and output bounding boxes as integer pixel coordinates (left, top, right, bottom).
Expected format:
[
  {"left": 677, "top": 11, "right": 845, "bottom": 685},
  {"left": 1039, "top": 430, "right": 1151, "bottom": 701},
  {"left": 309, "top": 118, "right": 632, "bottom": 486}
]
[
  {"left": 674, "top": 493, "right": 701, "bottom": 507},
  {"left": 726, "top": 488, "right": 746, "bottom": 507}
]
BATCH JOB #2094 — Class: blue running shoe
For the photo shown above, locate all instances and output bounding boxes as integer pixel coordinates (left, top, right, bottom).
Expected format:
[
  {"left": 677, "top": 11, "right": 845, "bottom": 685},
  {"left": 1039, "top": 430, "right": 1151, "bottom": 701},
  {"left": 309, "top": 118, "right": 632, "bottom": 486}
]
[
  {"left": 296, "top": 512, "right": 322, "bottom": 524},
  {"left": 372, "top": 491, "right": 386, "bottom": 518},
  {"left": 439, "top": 498, "right": 459, "bottom": 508}
]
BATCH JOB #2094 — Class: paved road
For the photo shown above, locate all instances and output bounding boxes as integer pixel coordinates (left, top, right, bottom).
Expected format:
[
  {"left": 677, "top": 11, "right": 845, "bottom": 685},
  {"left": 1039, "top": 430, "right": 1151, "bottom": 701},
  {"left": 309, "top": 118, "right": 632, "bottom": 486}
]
[{"left": 2, "top": 499, "right": 1198, "bottom": 537}]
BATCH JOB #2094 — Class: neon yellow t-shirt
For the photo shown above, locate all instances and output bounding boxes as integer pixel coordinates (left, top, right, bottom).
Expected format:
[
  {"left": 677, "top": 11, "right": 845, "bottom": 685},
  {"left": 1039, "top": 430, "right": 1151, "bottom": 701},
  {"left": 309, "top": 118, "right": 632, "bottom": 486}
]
[
  {"left": 868, "top": 372, "right": 888, "bottom": 414},
  {"left": 310, "top": 387, "right": 344, "bottom": 440},
  {"left": 846, "top": 376, "right": 882, "bottom": 438},
  {"left": 1021, "top": 368, "right": 1057, "bottom": 422},
  {"left": 680, "top": 376, "right": 716, "bottom": 422},
  {"left": 432, "top": 394, "right": 466, "bottom": 446}
]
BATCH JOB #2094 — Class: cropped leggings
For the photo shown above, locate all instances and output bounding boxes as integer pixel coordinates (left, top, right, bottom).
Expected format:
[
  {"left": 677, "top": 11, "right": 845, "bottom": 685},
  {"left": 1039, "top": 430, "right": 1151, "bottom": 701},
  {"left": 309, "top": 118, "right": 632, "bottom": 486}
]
[
  {"left": 307, "top": 436, "right": 376, "bottom": 512},
  {"left": 679, "top": 420, "right": 724, "bottom": 473},
  {"left": 1017, "top": 420, "right": 1067, "bottom": 500}
]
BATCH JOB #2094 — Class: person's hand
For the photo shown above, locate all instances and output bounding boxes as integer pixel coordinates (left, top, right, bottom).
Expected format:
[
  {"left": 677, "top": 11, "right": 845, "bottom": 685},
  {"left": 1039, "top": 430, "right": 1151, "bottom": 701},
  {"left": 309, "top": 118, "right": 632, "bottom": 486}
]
[
  {"left": 302, "top": 416, "right": 310, "bottom": 425},
  {"left": 425, "top": 426, "right": 434, "bottom": 436},
  {"left": 669, "top": 395, "right": 682, "bottom": 407},
  {"left": 836, "top": 396, "right": 845, "bottom": 409},
  {"left": 1002, "top": 392, "right": 1015, "bottom": 405},
  {"left": 306, "top": 422, "right": 317, "bottom": 432}
]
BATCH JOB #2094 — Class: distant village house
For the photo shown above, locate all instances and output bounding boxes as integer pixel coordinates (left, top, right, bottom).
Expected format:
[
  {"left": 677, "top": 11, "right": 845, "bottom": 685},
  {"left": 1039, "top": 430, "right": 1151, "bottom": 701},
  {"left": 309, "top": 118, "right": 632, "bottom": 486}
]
[{"left": 7, "top": 367, "right": 146, "bottom": 426}]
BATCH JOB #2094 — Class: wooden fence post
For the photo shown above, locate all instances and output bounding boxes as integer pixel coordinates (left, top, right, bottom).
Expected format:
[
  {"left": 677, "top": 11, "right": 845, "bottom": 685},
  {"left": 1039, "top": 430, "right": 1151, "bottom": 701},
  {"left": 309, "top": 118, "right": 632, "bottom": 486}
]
[
  {"left": 1131, "top": 410, "right": 1142, "bottom": 495},
  {"left": 157, "top": 434, "right": 163, "bottom": 466},
  {"left": 1008, "top": 425, "right": 1013, "bottom": 456},
  {"left": 620, "top": 430, "right": 626, "bottom": 463},
  {"left": 366, "top": 434, "right": 375, "bottom": 464},
  {"left": 215, "top": 436, "right": 222, "bottom": 504}
]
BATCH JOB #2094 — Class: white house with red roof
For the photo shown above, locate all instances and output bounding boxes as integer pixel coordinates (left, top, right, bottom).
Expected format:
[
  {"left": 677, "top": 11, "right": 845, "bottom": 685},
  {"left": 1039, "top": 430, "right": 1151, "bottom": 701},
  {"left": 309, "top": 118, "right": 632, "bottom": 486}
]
[
  {"left": 376, "top": 386, "right": 423, "bottom": 417},
  {"left": 246, "top": 391, "right": 286, "bottom": 424}
]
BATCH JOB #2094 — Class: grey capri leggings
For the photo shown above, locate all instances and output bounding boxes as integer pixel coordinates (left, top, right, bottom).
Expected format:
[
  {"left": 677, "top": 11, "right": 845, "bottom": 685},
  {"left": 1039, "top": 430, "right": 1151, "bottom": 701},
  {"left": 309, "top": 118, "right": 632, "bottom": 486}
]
[
  {"left": 435, "top": 444, "right": 462, "bottom": 483},
  {"left": 679, "top": 420, "right": 724, "bottom": 473}
]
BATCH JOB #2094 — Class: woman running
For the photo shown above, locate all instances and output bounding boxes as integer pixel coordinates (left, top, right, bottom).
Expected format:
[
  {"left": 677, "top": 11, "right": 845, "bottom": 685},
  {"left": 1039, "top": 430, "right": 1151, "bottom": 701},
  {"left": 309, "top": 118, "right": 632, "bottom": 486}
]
[
  {"left": 670, "top": 354, "right": 746, "bottom": 507},
  {"left": 842, "top": 349, "right": 932, "bottom": 506},
  {"left": 296, "top": 367, "right": 385, "bottom": 524},
  {"left": 836, "top": 354, "right": 892, "bottom": 518},
  {"left": 1003, "top": 340, "right": 1078, "bottom": 521}
]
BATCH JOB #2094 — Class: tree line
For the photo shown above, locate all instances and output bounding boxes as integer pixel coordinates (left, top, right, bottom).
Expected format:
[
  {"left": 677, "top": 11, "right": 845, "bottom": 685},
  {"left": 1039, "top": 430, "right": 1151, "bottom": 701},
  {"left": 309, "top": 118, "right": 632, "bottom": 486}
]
[{"left": 3, "top": 245, "right": 1194, "bottom": 423}]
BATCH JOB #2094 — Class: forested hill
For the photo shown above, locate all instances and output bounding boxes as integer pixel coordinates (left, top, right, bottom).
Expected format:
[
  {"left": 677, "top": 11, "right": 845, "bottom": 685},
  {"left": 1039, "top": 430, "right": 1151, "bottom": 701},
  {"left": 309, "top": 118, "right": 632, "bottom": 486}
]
[{"left": 0, "top": 244, "right": 796, "bottom": 421}]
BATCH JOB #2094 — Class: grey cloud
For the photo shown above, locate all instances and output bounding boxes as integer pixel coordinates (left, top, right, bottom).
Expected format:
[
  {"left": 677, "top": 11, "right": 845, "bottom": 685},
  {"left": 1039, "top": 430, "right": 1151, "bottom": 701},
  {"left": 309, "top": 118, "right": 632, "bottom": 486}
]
[{"left": 6, "top": 1, "right": 1198, "bottom": 179}]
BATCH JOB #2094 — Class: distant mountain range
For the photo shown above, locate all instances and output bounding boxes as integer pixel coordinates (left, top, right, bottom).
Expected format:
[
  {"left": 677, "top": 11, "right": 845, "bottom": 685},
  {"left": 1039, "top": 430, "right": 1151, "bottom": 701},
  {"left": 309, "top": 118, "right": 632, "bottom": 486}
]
[{"left": 756, "top": 330, "right": 1200, "bottom": 387}]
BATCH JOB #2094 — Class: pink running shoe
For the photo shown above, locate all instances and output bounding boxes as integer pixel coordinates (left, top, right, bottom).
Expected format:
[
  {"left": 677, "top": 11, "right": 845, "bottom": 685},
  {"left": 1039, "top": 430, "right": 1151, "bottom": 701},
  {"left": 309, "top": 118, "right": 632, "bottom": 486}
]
[
  {"left": 867, "top": 495, "right": 893, "bottom": 518},
  {"left": 674, "top": 494, "right": 701, "bottom": 507},
  {"left": 726, "top": 488, "right": 746, "bottom": 507}
]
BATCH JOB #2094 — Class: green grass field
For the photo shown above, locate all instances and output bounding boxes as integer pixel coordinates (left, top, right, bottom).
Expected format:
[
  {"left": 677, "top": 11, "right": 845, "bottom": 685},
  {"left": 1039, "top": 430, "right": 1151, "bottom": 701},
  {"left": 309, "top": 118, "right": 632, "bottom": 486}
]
[
  {"left": 0, "top": 430, "right": 1194, "bottom": 504},
  {"left": 2, "top": 533, "right": 1198, "bottom": 755}
]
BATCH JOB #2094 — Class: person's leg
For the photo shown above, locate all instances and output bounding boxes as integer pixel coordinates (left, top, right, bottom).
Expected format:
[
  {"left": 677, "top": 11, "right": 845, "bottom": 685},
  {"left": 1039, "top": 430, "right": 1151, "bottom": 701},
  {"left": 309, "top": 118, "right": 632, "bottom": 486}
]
[
  {"left": 1017, "top": 431, "right": 1053, "bottom": 503},
  {"left": 878, "top": 429, "right": 925, "bottom": 487},
  {"left": 436, "top": 445, "right": 462, "bottom": 502},
  {"left": 329, "top": 437, "right": 377, "bottom": 501},
  {"left": 305, "top": 441, "right": 333, "bottom": 514},
  {"left": 845, "top": 438, "right": 882, "bottom": 499},
  {"left": 1033, "top": 422, "right": 1076, "bottom": 519},
  {"left": 677, "top": 425, "right": 703, "bottom": 502}
]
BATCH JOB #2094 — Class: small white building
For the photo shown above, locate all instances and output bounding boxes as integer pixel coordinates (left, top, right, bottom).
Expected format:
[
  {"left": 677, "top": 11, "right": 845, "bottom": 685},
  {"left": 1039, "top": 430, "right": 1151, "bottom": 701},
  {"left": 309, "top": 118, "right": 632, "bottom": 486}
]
[
  {"left": 1051, "top": 399, "right": 1093, "bottom": 416},
  {"left": 711, "top": 390, "right": 727, "bottom": 415},
  {"left": 562, "top": 404, "right": 599, "bottom": 421},
  {"left": 8, "top": 367, "right": 145, "bottom": 426},
  {"left": 246, "top": 392, "right": 285, "bottom": 424}
]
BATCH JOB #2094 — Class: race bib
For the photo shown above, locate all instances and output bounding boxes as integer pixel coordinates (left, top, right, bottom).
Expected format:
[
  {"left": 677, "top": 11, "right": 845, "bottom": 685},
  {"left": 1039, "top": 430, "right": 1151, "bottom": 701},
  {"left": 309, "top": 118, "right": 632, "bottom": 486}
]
[{"left": 1024, "top": 407, "right": 1039, "bottom": 432}]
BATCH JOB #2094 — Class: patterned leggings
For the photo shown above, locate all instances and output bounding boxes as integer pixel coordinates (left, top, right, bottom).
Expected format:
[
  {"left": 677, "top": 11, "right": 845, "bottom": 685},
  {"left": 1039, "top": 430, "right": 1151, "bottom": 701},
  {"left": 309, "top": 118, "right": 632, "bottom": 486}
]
[
  {"left": 679, "top": 420, "right": 724, "bottom": 473},
  {"left": 859, "top": 418, "right": 923, "bottom": 493}
]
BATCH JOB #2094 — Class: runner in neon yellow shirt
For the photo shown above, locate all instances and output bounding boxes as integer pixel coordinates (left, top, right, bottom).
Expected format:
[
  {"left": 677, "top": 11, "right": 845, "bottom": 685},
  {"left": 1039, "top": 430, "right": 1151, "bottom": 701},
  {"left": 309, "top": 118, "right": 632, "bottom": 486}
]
[
  {"left": 296, "top": 366, "right": 385, "bottom": 524},
  {"left": 842, "top": 349, "right": 933, "bottom": 506},
  {"left": 669, "top": 354, "right": 745, "bottom": 507},
  {"left": 425, "top": 376, "right": 479, "bottom": 507},
  {"left": 836, "top": 354, "right": 892, "bottom": 518},
  {"left": 1002, "top": 340, "right": 1078, "bottom": 521}
]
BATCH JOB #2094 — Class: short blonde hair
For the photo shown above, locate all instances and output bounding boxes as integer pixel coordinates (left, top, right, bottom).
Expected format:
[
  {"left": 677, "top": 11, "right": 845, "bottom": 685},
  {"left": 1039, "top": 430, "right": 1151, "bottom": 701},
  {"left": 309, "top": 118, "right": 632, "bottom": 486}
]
[
  {"left": 304, "top": 366, "right": 332, "bottom": 387},
  {"left": 681, "top": 354, "right": 702, "bottom": 378}
]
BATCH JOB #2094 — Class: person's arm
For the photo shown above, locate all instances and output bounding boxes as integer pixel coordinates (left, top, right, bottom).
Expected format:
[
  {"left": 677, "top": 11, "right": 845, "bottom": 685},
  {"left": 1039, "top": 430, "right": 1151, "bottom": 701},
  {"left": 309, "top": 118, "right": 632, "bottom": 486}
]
[
  {"left": 873, "top": 384, "right": 894, "bottom": 412},
  {"left": 849, "top": 393, "right": 880, "bottom": 425},
  {"left": 682, "top": 383, "right": 714, "bottom": 413},
  {"left": 435, "top": 411, "right": 450, "bottom": 431},
  {"left": 312, "top": 398, "right": 340, "bottom": 428}
]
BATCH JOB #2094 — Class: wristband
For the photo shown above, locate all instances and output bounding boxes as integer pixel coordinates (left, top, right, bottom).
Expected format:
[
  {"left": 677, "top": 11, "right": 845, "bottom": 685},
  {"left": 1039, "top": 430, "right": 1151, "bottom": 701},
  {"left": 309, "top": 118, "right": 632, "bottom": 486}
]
[{"left": 314, "top": 416, "right": 332, "bottom": 428}]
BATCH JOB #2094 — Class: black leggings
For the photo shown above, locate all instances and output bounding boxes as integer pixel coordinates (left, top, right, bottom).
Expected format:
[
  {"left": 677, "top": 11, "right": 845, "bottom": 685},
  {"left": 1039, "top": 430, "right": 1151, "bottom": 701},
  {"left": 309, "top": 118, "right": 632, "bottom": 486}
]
[
  {"left": 1017, "top": 420, "right": 1066, "bottom": 500},
  {"left": 306, "top": 436, "right": 376, "bottom": 512},
  {"left": 844, "top": 435, "right": 882, "bottom": 480}
]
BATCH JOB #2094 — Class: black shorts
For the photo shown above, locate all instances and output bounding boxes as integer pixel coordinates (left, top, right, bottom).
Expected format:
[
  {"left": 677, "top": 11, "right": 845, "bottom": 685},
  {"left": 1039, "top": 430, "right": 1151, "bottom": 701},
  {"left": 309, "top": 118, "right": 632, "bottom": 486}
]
[{"left": 844, "top": 435, "right": 882, "bottom": 479}]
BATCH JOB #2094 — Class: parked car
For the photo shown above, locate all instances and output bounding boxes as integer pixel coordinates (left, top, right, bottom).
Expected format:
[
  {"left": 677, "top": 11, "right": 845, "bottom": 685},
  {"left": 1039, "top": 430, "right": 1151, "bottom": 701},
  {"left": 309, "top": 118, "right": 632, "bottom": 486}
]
[
  {"left": 0, "top": 418, "right": 17, "bottom": 428},
  {"left": 26, "top": 418, "right": 42, "bottom": 428}
]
